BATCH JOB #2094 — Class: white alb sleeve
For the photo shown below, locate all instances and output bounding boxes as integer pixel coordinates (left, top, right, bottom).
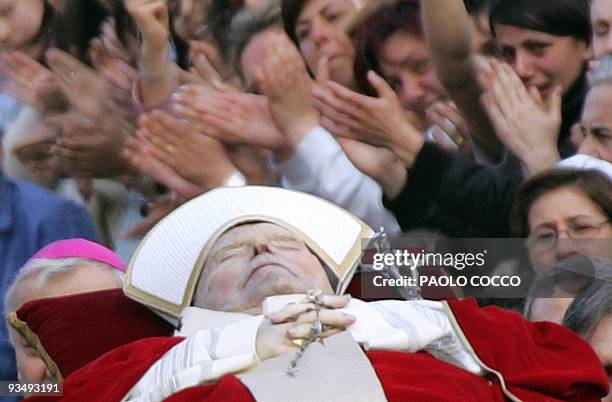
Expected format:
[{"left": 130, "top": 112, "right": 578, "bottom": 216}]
[
  {"left": 128, "top": 315, "right": 264, "bottom": 402},
  {"left": 342, "top": 299, "right": 483, "bottom": 375}
]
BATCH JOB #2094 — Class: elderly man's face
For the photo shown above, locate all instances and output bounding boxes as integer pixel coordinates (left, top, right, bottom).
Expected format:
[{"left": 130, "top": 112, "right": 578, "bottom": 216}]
[
  {"left": 10, "top": 262, "right": 121, "bottom": 384},
  {"left": 193, "top": 222, "right": 333, "bottom": 314},
  {"left": 10, "top": 329, "right": 52, "bottom": 384}
]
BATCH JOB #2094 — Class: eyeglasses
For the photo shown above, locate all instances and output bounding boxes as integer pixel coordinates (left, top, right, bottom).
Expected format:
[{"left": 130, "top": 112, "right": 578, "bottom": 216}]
[{"left": 527, "top": 220, "right": 610, "bottom": 252}]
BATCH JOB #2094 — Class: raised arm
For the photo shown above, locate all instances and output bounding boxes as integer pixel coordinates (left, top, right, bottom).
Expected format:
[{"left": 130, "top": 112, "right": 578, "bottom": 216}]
[
  {"left": 421, "top": 0, "right": 503, "bottom": 161},
  {"left": 126, "top": 0, "right": 178, "bottom": 107}
]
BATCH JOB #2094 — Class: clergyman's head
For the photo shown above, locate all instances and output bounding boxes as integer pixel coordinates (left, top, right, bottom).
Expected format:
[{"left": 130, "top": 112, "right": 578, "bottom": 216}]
[{"left": 192, "top": 222, "right": 333, "bottom": 314}]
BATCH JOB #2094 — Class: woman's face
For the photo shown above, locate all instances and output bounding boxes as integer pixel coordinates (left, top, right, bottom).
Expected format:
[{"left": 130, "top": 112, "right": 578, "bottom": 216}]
[
  {"left": 295, "top": 0, "right": 358, "bottom": 88},
  {"left": 527, "top": 186, "right": 612, "bottom": 272},
  {"left": 495, "top": 25, "right": 590, "bottom": 98},
  {"left": 0, "top": 0, "right": 44, "bottom": 51},
  {"left": 576, "top": 85, "right": 612, "bottom": 162},
  {"left": 379, "top": 30, "right": 446, "bottom": 126},
  {"left": 591, "top": 0, "right": 612, "bottom": 60}
]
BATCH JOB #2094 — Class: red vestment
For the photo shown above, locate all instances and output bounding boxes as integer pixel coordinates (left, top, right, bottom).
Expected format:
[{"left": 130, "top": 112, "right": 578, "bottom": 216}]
[{"left": 25, "top": 299, "right": 608, "bottom": 402}]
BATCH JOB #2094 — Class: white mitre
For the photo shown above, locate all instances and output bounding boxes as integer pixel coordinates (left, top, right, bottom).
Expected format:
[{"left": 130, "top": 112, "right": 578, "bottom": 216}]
[{"left": 124, "top": 186, "right": 374, "bottom": 323}]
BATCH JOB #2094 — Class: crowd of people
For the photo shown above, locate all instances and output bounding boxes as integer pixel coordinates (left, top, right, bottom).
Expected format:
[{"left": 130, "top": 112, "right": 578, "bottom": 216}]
[{"left": 0, "top": 0, "right": 611, "bottom": 401}]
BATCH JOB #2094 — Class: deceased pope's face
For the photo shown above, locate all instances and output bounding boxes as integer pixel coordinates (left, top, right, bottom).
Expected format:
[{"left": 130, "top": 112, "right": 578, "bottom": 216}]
[{"left": 193, "top": 222, "right": 333, "bottom": 314}]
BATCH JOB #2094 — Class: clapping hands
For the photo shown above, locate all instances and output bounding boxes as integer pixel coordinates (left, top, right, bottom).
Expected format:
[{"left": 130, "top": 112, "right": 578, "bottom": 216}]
[
  {"left": 253, "top": 33, "right": 320, "bottom": 146},
  {"left": 0, "top": 51, "right": 64, "bottom": 112},
  {"left": 314, "top": 64, "right": 422, "bottom": 198},
  {"left": 481, "top": 60, "right": 562, "bottom": 176}
]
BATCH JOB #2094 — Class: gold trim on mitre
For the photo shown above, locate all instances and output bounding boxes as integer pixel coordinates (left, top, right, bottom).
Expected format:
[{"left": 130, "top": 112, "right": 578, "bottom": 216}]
[
  {"left": 6, "top": 312, "right": 63, "bottom": 381},
  {"left": 124, "top": 186, "right": 374, "bottom": 323}
]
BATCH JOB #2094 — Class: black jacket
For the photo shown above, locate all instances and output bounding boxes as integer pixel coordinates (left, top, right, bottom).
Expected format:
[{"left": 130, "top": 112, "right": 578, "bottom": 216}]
[{"left": 384, "top": 73, "right": 587, "bottom": 238}]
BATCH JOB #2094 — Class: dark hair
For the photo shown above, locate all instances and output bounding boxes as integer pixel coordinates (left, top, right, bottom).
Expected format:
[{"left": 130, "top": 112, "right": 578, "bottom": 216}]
[
  {"left": 172, "top": 29, "right": 190, "bottom": 70},
  {"left": 207, "top": 0, "right": 246, "bottom": 63},
  {"left": 351, "top": 0, "right": 422, "bottom": 96},
  {"left": 281, "top": 0, "right": 310, "bottom": 45},
  {"left": 25, "top": 1, "right": 56, "bottom": 59},
  {"left": 489, "top": 0, "right": 591, "bottom": 43},
  {"left": 463, "top": 0, "right": 489, "bottom": 15},
  {"left": 563, "top": 262, "right": 612, "bottom": 338},
  {"left": 55, "top": 0, "right": 110, "bottom": 65},
  {"left": 511, "top": 169, "right": 612, "bottom": 237},
  {"left": 228, "top": 1, "right": 282, "bottom": 76},
  {"left": 112, "top": 0, "right": 134, "bottom": 54},
  {"left": 113, "top": 0, "right": 190, "bottom": 69}
]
